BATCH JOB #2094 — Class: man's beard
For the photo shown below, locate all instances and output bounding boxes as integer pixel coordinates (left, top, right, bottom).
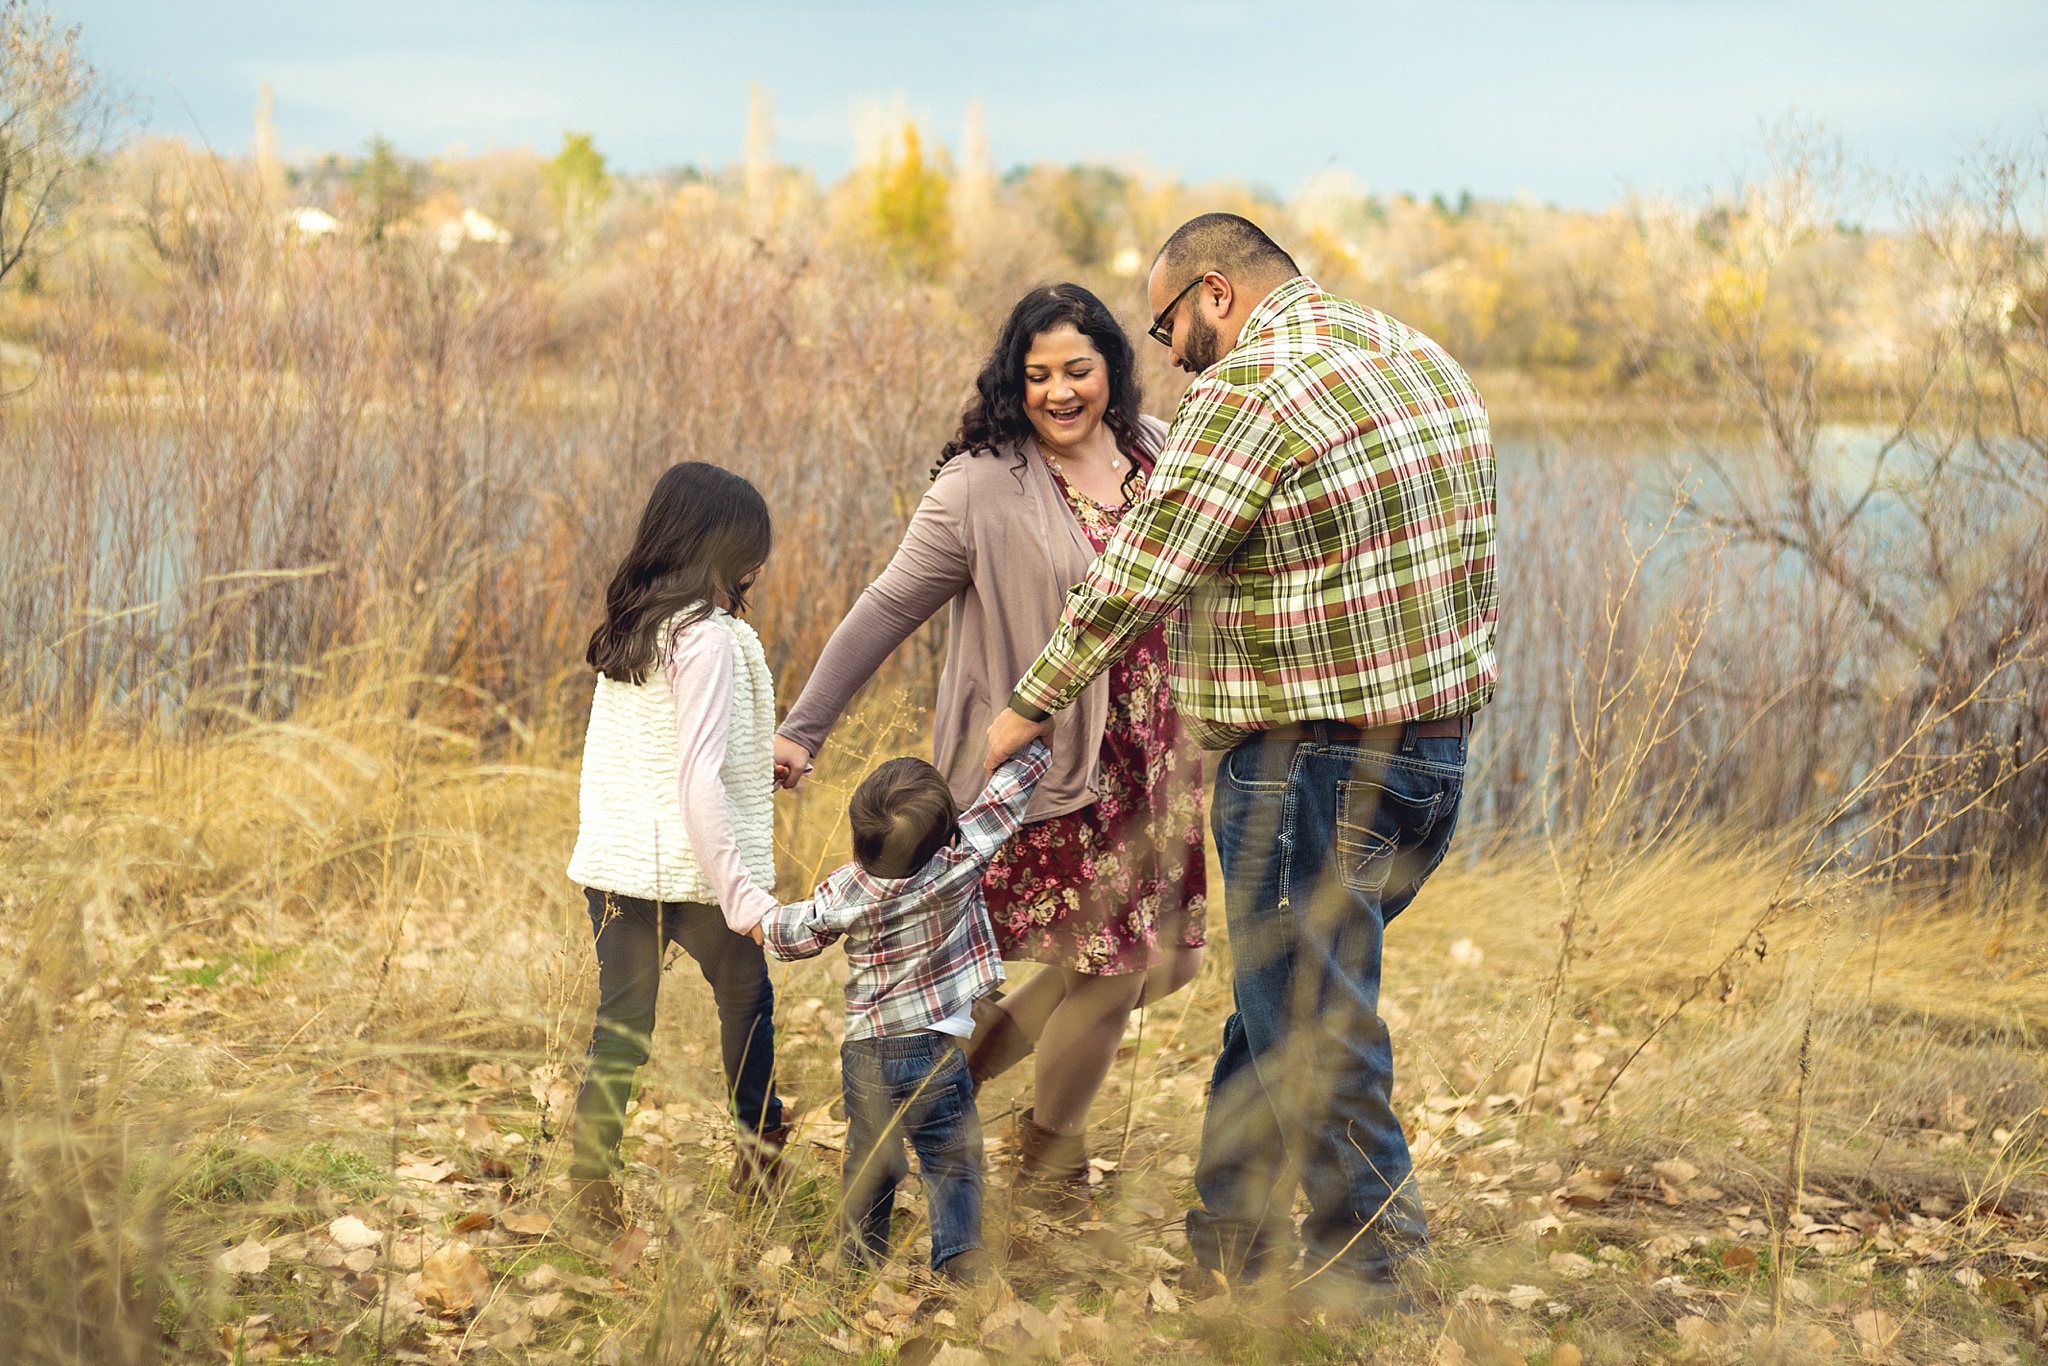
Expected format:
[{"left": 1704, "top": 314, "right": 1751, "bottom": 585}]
[{"left": 1184, "top": 309, "right": 1222, "bottom": 371}]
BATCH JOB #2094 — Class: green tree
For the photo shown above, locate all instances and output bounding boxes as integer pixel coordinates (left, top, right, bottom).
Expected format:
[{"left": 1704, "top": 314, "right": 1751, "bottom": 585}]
[
  {"left": 869, "top": 123, "right": 951, "bottom": 277},
  {"left": 1033, "top": 164, "right": 1127, "bottom": 267},
  {"left": 351, "top": 134, "right": 420, "bottom": 240},
  {"left": 543, "top": 131, "right": 609, "bottom": 244},
  {"left": 0, "top": 0, "right": 110, "bottom": 289}
]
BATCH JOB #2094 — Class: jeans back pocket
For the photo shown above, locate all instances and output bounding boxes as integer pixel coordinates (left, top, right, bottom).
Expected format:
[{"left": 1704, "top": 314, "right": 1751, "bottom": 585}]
[{"left": 1336, "top": 773, "right": 1443, "bottom": 893}]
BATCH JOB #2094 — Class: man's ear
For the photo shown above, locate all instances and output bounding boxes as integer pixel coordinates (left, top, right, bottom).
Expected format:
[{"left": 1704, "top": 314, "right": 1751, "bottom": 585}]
[{"left": 1205, "top": 270, "right": 1235, "bottom": 319}]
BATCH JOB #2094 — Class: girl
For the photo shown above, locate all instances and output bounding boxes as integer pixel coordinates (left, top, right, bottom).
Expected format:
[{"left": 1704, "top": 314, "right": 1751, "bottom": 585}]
[{"left": 564, "top": 462, "right": 787, "bottom": 1232}]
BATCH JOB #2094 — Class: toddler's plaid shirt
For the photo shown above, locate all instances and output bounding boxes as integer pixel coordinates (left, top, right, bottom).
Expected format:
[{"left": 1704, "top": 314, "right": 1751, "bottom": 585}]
[{"left": 762, "top": 740, "right": 1050, "bottom": 1040}]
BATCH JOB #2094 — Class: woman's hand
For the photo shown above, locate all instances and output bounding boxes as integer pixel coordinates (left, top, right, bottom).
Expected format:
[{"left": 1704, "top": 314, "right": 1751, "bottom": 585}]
[{"left": 773, "top": 735, "right": 814, "bottom": 790}]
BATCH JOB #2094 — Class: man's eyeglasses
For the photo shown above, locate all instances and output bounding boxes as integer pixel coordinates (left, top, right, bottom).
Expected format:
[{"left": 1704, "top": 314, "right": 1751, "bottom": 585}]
[{"left": 1148, "top": 276, "right": 1204, "bottom": 347}]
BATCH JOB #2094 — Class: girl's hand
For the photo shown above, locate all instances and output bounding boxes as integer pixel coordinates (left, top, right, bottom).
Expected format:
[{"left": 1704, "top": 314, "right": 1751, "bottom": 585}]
[
  {"left": 748, "top": 924, "right": 765, "bottom": 946},
  {"left": 773, "top": 736, "right": 814, "bottom": 790}
]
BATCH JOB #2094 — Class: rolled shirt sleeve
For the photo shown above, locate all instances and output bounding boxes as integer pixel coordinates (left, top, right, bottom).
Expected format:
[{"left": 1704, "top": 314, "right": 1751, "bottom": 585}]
[
  {"left": 760, "top": 885, "right": 858, "bottom": 961},
  {"left": 1012, "top": 379, "right": 1291, "bottom": 718},
  {"left": 955, "top": 738, "right": 1053, "bottom": 861}
]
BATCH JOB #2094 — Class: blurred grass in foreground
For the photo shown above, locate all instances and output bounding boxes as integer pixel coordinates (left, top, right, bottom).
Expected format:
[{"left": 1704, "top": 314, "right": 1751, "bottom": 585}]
[{"left": 3, "top": 661, "right": 2042, "bottom": 1365}]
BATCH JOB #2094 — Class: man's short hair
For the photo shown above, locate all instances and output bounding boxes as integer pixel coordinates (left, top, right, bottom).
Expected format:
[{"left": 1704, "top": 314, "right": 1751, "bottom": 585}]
[
  {"left": 849, "top": 756, "right": 960, "bottom": 880},
  {"left": 1155, "top": 212, "right": 1299, "bottom": 288}
]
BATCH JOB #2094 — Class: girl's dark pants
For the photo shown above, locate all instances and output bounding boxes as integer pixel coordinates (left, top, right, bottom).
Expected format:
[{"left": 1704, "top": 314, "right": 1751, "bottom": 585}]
[{"left": 570, "top": 888, "right": 783, "bottom": 1181}]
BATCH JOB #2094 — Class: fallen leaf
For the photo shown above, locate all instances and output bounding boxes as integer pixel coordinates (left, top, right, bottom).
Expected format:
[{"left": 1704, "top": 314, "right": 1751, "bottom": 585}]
[
  {"left": 608, "top": 1225, "right": 650, "bottom": 1277},
  {"left": 415, "top": 1240, "right": 490, "bottom": 1315},
  {"left": 1852, "top": 1310, "right": 1900, "bottom": 1361},
  {"left": 498, "top": 1209, "right": 552, "bottom": 1236},
  {"left": 342, "top": 1248, "right": 377, "bottom": 1274},
  {"left": 451, "top": 1211, "right": 493, "bottom": 1234},
  {"left": 755, "top": 1243, "right": 794, "bottom": 1287},
  {"left": 1653, "top": 1159, "right": 1701, "bottom": 1185},
  {"left": 527, "top": 1291, "right": 565, "bottom": 1321},
  {"left": 490, "top": 1317, "right": 536, "bottom": 1351},
  {"left": 1148, "top": 1275, "right": 1180, "bottom": 1313},
  {"left": 868, "top": 1282, "right": 922, "bottom": 1318},
  {"left": 930, "top": 1347, "right": 988, "bottom": 1366},
  {"left": 1553, "top": 1346, "right": 1583, "bottom": 1366},
  {"left": 1718, "top": 1246, "right": 1758, "bottom": 1274},
  {"left": 1446, "top": 1305, "right": 1526, "bottom": 1366},
  {"left": 1643, "top": 1235, "right": 1692, "bottom": 1262},
  {"left": 1506, "top": 1284, "right": 1543, "bottom": 1310},
  {"left": 1558, "top": 1168, "right": 1621, "bottom": 1207},
  {"left": 217, "top": 1238, "right": 271, "bottom": 1278},
  {"left": 979, "top": 1299, "right": 1060, "bottom": 1356},
  {"left": 466, "top": 1062, "right": 506, "bottom": 1089},
  {"left": 1548, "top": 1251, "right": 1594, "bottom": 1279},
  {"left": 396, "top": 1160, "right": 459, "bottom": 1184},
  {"left": 327, "top": 1215, "right": 382, "bottom": 1250},
  {"left": 1677, "top": 1316, "right": 1718, "bottom": 1346}
]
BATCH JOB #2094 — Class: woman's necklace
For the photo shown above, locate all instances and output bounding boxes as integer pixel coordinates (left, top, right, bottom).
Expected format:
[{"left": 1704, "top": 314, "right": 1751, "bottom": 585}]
[{"left": 1042, "top": 443, "right": 1124, "bottom": 481}]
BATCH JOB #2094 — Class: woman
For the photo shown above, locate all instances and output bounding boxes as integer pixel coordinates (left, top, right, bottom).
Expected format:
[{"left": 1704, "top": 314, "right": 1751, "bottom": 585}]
[{"left": 774, "top": 283, "right": 1207, "bottom": 1216}]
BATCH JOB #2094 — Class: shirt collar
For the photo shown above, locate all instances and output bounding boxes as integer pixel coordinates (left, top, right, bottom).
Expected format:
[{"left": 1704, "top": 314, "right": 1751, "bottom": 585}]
[{"left": 1233, "top": 273, "right": 1318, "bottom": 349}]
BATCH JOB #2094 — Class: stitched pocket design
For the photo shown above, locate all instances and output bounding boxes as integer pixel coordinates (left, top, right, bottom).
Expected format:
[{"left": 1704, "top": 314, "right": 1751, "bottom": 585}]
[{"left": 1335, "top": 778, "right": 1441, "bottom": 893}]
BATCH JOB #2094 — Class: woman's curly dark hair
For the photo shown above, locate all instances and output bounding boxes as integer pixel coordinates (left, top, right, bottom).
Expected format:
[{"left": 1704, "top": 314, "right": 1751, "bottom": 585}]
[{"left": 935, "top": 283, "right": 1149, "bottom": 497}]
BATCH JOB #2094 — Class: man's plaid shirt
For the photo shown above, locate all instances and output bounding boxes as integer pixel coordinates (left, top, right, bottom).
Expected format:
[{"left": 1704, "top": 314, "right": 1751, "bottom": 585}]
[
  {"left": 1014, "top": 276, "right": 1498, "bottom": 749},
  {"left": 762, "top": 741, "right": 1049, "bottom": 1041}
]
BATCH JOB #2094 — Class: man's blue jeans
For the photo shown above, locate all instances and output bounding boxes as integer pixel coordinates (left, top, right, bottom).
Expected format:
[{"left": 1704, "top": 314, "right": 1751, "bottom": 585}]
[
  {"left": 840, "top": 1032, "right": 985, "bottom": 1273},
  {"left": 1187, "top": 722, "right": 1465, "bottom": 1286}
]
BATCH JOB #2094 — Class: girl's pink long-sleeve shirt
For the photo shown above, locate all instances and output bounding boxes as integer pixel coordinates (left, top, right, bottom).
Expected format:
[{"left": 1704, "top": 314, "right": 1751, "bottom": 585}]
[{"left": 663, "top": 619, "right": 776, "bottom": 934}]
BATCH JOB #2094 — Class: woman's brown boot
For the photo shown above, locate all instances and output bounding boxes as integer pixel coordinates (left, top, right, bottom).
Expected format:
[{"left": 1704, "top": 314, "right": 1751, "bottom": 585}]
[
  {"left": 728, "top": 1121, "right": 792, "bottom": 1203},
  {"left": 1013, "top": 1107, "right": 1092, "bottom": 1221},
  {"left": 965, "top": 990, "right": 1035, "bottom": 1094}
]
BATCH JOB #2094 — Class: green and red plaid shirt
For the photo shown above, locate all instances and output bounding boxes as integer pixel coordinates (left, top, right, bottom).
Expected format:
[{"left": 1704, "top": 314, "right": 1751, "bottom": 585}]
[{"left": 1013, "top": 275, "right": 1498, "bottom": 750}]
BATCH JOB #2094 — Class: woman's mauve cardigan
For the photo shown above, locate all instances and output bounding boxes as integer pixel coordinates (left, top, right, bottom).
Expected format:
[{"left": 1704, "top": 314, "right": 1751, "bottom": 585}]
[{"left": 778, "top": 416, "right": 1167, "bottom": 823}]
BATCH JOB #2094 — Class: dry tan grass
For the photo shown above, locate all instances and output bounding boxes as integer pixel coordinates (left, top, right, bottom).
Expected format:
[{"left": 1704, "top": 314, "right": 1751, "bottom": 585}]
[
  {"left": 2, "top": 113, "right": 2044, "bottom": 1366},
  {"left": 4, "top": 657, "right": 2043, "bottom": 1365}
]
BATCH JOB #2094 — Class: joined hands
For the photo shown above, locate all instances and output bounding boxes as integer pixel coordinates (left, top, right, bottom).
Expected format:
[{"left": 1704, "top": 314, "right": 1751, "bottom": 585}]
[
  {"left": 984, "top": 706, "right": 1053, "bottom": 776},
  {"left": 772, "top": 735, "right": 814, "bottom": 790}
]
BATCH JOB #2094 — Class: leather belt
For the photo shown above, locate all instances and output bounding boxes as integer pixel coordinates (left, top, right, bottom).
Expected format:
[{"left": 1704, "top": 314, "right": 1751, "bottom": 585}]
[{"left": 1265, "top": 715, "right": 1473, "bottom": 746}]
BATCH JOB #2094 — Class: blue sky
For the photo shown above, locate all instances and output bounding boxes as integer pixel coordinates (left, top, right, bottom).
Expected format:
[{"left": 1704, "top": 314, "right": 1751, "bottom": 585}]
[{"left": 62, "top": 0, "right": 2048, "bottom": 206}]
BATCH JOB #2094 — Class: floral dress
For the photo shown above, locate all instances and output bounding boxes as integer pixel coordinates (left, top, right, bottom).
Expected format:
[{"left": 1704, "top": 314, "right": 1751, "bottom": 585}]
[{"left": 981, "top": 460, "right": 1209, "bottom": 975}]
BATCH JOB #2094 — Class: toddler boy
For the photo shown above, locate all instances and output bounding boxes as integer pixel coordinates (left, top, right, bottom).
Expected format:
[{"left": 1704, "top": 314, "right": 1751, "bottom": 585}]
[{"left": 762, "top": 739, "right": 1050, "bottom": 1282}]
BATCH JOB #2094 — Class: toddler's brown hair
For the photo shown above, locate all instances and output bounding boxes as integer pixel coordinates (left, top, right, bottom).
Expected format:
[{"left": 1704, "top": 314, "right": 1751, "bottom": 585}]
[{"left": 848, "top": 757, "right": 960, "bottom": 879}]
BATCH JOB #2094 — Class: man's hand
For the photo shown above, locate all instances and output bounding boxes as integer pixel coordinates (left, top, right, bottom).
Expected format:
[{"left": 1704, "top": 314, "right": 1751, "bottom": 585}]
[
  {"left": 985, "top": 706, "right": 1053, "bottom": 776},
  {"left": 772, "top": 735, "right": 814, "bottom": 790}
]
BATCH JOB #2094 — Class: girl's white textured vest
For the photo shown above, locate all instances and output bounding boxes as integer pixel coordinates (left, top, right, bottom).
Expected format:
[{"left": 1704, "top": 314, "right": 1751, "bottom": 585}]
[{"left": 567, "top": 609, "right": 778, "bottom": 904}]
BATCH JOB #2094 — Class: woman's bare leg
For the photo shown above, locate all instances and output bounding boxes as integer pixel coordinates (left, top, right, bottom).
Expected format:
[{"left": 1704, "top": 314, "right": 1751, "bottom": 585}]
[
  {"left": 1030, "top": 968, "right": 1147, "bottom": 1136},
  {"left": 987, "top": 962, "right": 1065, "bottom": 1042},
  {"left": 1139, "top": 943, "right": 1204, "bottom": 1007}
]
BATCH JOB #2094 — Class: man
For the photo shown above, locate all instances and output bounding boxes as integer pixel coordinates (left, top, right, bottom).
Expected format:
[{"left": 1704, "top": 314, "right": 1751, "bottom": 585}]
[{"left": 983, "top": 213, "right": 1497, "bottom": 1308}]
